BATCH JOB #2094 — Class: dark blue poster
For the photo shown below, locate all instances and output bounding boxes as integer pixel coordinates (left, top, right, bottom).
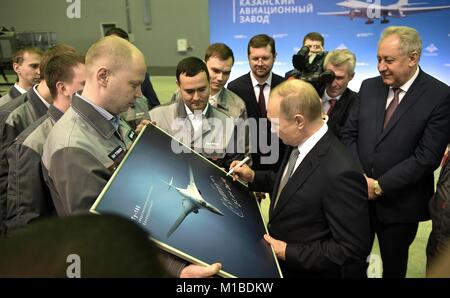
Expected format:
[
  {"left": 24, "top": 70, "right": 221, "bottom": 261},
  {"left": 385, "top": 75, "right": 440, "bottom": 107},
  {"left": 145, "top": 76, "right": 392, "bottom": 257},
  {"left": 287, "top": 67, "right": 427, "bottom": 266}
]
[
  {"left": 209, "top": 0, "right": 450, "bottom": 90},
  {"left": 91, "top": 125, "right": 282, "bottom": 278}
]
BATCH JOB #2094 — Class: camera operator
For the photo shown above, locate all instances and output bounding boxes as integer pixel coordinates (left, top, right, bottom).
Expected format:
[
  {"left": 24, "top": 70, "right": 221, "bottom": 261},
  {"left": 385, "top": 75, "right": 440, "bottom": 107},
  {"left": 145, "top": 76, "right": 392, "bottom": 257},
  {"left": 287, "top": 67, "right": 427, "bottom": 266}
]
[
  {"left": 286, "top": 32, "right": 325, "bottom": 78},
  {"left": 303, "top": 32, "right": 325, "bottom": 57},
  {"left": 321, "top": 49, "right": 358, "bottom": 140},
  {"left": 286, "top": 32, "right": 333, "bottom": 95}
]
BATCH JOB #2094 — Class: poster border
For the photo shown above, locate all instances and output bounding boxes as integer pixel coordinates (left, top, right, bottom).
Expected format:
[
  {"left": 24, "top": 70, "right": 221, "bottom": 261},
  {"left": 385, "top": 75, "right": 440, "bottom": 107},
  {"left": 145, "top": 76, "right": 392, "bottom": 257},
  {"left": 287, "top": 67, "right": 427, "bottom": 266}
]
[{"left": 90, "top": 123, "right": 283, "bottom": 278}]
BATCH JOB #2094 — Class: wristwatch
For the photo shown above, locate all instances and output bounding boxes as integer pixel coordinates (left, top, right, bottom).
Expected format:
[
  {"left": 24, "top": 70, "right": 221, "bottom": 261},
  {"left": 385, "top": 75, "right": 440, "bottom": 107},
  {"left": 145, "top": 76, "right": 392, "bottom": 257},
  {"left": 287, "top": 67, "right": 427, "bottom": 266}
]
[{"left": 373, "top": 180, "right": 383, "bottom": 196}]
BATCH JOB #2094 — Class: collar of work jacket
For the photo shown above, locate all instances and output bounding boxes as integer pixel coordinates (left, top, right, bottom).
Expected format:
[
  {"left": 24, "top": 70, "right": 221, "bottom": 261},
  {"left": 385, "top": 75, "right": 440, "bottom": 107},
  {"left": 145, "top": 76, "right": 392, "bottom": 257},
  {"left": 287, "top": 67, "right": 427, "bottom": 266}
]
[
  {"left": 71, "top": 94, "right": 121, "bottom": 140},
  {"left": 47, "top": 104, "right": 64, "bottom": 123},
  {"left": 26, "top": 87, "right": 48, "bottom": 118}
]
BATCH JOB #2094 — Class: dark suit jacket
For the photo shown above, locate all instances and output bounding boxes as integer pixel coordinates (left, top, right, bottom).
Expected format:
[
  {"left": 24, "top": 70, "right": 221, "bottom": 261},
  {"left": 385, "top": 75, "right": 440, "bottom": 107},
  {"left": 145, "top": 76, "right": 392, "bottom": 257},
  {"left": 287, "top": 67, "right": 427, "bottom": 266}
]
[
  {"left": 326, "top": 88, "right": 358, "bottom": 140},
  {"left": 341, "top": 69, "right": 450, "bottom": 223},
  {"left": 252, "top": 130, "right": 371, "bottom": 277},
  {"left": 142, "top": 73, "right": 160, "bottom": 108},
  {"left": 227, "top": 72, "right": 287, "bottom": 172}
]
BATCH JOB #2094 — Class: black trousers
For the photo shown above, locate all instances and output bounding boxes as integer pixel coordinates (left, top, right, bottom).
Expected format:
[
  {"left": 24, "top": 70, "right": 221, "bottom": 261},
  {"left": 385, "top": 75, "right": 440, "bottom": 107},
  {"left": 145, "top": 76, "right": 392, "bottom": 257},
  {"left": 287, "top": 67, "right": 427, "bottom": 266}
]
[{"left": 369, "top": 204, "right": 419, "bottom": 278}]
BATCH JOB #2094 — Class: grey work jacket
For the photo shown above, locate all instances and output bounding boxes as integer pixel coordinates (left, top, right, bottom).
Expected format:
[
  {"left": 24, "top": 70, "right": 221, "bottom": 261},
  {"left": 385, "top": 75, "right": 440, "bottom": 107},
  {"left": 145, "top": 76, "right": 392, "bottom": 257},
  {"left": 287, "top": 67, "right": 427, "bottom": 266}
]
[
  {"left": 149, "top": 100, "right": 247, "bottom": 169},
  {"left": 42, "top": 95, "right": 135, "bottom": 216},
  {"left": 5, "top": 105, "right": 63, "bottom": 232},
  {"left": 0, "top": 88, "right": 47, "bottom": 232}
]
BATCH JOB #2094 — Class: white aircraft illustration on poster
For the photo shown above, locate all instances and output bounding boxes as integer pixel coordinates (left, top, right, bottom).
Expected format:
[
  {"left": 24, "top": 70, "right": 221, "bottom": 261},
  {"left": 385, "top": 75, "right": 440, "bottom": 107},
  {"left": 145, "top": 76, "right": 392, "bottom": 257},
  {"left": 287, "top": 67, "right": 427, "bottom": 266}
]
[
  {"left": 162, "top": 166, "right": 224, "bottom": 237},
  {"left": 318, "top": 0, "right": 450, "bottom": 24}
]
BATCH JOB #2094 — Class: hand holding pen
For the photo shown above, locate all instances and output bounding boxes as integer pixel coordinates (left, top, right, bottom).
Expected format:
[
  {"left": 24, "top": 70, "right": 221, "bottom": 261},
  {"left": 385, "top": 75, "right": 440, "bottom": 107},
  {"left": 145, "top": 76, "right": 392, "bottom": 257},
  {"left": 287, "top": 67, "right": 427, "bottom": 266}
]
[{"left": 227, "top": 156, "right": 255, "bottom": 183}]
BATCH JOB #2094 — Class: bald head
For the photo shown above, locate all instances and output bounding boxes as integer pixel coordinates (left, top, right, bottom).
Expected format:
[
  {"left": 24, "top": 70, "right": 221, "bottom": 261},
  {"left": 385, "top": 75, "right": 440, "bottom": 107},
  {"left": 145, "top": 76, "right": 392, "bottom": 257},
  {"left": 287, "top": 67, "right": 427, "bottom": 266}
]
[
  {"left": 85, "top": 36, "right": 145, "bottom": 76},
  {"left": 82, "top": 36, "right": 147, "bottom": 115},
  {"left": 271, "top": 80, "right": 322, "bottom": 122}
]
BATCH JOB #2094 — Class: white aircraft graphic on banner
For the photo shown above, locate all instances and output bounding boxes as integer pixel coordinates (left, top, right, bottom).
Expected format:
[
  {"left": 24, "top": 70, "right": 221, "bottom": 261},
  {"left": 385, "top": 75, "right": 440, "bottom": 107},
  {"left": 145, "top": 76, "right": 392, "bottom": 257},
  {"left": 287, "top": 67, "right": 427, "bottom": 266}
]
[
  {"left": 318, "top": 0, "right": 450, "bottom": 24},
  {"left": 162, "top": 166, "right": 224, "bottom": 237}
]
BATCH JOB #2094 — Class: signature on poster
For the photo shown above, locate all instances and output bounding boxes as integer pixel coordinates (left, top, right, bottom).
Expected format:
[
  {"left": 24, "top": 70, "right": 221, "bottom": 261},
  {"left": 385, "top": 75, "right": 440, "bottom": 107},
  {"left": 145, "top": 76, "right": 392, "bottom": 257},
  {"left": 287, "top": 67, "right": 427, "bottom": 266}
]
[{"left": 210, "top": 176, "right": 244, "bottom": 218}]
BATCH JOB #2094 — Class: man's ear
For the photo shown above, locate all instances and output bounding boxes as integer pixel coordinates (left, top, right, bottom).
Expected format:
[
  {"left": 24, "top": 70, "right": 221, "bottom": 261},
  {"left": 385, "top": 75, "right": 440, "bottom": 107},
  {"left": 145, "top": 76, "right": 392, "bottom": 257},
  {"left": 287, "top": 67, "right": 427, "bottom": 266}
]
[
  {"left": 409, "top": 51, "right": 419, "bottom": 67},
  {"left": 13, "top": 63, "right": 20, "bottom": 74},
  {"left": 294, "top": 114, "right": 304, "bottom": 129},
  {"left": 97, "top": 67, "right": 109, "bottom": 87},
  {"left": 55, "top": 81, "right": 65, "bottom": 96}
]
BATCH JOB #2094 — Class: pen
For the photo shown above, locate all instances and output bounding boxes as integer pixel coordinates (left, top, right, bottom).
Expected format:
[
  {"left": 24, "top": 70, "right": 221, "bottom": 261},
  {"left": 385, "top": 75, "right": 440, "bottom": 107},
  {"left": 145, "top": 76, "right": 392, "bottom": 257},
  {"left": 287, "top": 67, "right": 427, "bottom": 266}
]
[{"left": 226, "top": 156, "right": 250, "bottom": 176}]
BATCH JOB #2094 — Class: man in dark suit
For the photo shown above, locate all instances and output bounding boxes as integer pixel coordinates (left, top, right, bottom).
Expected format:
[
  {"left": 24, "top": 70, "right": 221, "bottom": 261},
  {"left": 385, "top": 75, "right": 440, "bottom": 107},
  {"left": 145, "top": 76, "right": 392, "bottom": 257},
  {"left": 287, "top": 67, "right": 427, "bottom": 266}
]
[
  {"left": 228, "top": 34, "right": 286, "bottom": 172},
  {"left": 321, "top": 49, "right": 358, "bottom": 140},
  {"left": 341, "top": 26, "right": 450, "bottom": 278},
  {"left": 230, "top": 80, "right": 371, "bottom": 277},
  {"left": 0, "top": 47, "right": 43, "bottom": 107}
]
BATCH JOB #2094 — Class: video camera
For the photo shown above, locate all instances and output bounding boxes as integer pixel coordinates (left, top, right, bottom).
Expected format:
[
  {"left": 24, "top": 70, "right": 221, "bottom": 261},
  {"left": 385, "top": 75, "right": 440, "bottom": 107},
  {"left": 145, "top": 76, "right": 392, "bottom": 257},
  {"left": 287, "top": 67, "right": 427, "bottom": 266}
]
[{"left": 287, "top": 45, "right": 335, "bottom": 95}]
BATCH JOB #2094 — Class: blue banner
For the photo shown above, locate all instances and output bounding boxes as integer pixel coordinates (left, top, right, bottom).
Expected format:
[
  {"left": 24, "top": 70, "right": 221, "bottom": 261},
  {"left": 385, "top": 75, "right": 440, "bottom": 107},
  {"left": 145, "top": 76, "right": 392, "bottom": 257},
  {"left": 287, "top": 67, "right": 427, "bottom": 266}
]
[{"left": 209, "top": 0, "right": 450, "bottom": 90}]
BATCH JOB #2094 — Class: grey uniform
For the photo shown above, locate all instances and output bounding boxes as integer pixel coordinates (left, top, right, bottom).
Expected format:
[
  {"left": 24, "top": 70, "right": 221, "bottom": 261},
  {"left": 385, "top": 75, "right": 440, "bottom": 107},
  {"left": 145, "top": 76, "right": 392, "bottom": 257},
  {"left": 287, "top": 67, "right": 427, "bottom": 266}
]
[
  {"left": 149, "top": 100, "right": 247, "bottom": 169},
  {"left": 5, "top": 105, "right": 63, "bottom": 232},
  {"left": 42, "top": 95, "right": 136, "bottom": 216},
  {"left": 0, "top": 86, "right": 22, "bottom": 108},
  {"left": 170, "top": 87, "right": 247, "bottom": 120},
  {"left": 3, "top": 87, "right": 47, "bottom": 141},
  {"left": 0, "top": 88, "right": 47, "bottom": 232},
  {"left": 120, "top": 96, "right": 150, "bottom": 129}
]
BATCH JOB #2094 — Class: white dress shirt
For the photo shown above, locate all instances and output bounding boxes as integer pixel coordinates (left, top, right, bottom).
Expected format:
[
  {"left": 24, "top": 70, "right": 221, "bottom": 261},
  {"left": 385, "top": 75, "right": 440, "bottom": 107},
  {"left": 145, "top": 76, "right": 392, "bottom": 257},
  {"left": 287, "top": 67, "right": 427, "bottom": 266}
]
[
  {"left": 14, "top": 83, "right": 28, "bottom": 95},
  {"left": 184, "top": 104, "right": 209, "bottom": 136}
]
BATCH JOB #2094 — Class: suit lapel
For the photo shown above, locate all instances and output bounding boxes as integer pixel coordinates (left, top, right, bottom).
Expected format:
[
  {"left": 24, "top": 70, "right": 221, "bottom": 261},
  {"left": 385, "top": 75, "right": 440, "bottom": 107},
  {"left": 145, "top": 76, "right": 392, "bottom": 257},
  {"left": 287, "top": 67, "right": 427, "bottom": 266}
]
[
  {"left": 269, "top": 132, "right": 330, "bottom": 221},
  {"left": 270, "top": 155, "right": 319, "bottom": 220},
  {"left": 375, "top": 83, "right": 389, "bottom": 139},
  {"left": 328, "top": 89, "right": 350, "bottom": 126},
  {"left": 268, "top": 146, "right": 291, "bottom": 218},
  {"left": 377, "top": 70, "right": 425, "bottom": 144}
]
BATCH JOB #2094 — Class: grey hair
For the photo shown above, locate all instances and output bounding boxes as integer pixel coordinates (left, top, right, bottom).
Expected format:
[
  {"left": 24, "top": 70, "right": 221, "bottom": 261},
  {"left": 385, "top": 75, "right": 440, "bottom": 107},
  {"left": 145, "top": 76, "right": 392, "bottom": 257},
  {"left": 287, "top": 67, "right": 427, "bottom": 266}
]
[
  {"left": 323, "top": 49, "right": 356, "bottom": 75},
  {"left": 379, "top": 26, "right": 422, "bottom": 58}
]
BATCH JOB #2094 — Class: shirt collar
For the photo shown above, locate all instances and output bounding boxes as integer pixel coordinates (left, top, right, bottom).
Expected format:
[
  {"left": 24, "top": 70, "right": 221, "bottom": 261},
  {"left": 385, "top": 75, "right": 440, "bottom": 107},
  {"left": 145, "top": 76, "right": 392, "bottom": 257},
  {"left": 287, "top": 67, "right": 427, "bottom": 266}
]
[
  {"left": 33, "top": 85, "right": 51, "bottom": 109},
  {"left": 184, "top": 103, "right": 209, "bottom": 119},
  {"left": 250, "top": 71, "right": 272, "bottom": 88},
  {"left": 77, "top": 93, "right": 114, "bottom": 121},
  {"left": 323, "top": 90, "right": 342, "bottom": 102},
  {"left": 396, "top": 66, "right": 420, "bottom": 93},
  {"left": 72, "top": 94, "right": 120, "bottom": 139},
  {"left": 14, "top": 83, "right": 28, "bottom": 95},
  {"left": 209, "top": 89, "right": 222, "bottom": 106},
  {"left": 297, "top": 123, "right": 329, "bottom": 157},
  {"left": 47, "top": 104, "right": 65, "bottom": 122}
]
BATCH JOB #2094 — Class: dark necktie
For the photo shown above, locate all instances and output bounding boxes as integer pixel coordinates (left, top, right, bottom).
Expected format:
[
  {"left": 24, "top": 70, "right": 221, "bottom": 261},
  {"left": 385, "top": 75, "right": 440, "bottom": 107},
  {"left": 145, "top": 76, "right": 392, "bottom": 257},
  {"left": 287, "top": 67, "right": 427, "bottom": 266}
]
[
  {"left": 327, "top": 98, "right": 337, "bottom": 115},
  {"left": 273, "top": 148, "right": 300, "bottom": 208},
  {"left": 383, "top": 87, "right": 402, "bottom": 129},
  {"left": 258, "top": 83, "right": 267, "bottom": 118}
]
